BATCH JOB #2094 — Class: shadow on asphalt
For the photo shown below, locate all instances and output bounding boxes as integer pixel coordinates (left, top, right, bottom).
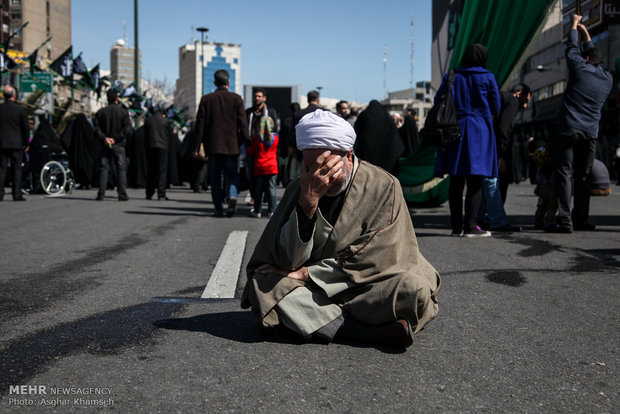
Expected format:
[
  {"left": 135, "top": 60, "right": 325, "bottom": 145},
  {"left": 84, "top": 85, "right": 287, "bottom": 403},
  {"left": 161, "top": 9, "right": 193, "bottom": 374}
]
[
  {"left": 410, "top": 214, "right": 620, "bottom": 232},
  {"left": 155, "top": 312, "right": 408, "bottom": 354},
  {"left": 0, "top": 302, "right": 184, "bottom": 396},
  {"left": 154, "top": 312, "right": 301, "bottom": 344}
]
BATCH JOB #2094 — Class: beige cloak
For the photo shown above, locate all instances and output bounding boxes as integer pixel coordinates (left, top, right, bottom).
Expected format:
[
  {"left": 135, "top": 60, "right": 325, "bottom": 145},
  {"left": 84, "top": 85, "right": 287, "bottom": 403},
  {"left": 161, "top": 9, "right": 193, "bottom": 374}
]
[{"left": 241, "top": 158, "right": 440, "bottom": 335}]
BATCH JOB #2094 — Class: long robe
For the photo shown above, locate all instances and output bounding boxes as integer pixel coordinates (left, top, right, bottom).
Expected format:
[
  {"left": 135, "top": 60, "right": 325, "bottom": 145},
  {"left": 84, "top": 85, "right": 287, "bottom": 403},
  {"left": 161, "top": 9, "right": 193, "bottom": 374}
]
[
  {"left": 353, "top": 100, "right": 404, "bottom": 176},
  {"left": 241, "top": 157, "right": 440, "bottom": 336}
]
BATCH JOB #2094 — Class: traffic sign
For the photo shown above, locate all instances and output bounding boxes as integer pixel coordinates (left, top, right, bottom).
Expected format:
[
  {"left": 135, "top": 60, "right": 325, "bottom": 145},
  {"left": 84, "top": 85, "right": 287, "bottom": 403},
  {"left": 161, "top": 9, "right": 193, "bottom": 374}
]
[{"left": 20, "top": 72, "right": 53, "bottom": 93}]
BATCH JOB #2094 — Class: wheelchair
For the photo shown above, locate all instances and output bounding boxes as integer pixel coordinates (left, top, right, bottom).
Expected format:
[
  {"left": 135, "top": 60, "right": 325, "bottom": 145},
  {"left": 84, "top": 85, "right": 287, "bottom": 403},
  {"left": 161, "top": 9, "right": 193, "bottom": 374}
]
[{"left": 40, "top": 151, "right": 75, "bottom": 196}]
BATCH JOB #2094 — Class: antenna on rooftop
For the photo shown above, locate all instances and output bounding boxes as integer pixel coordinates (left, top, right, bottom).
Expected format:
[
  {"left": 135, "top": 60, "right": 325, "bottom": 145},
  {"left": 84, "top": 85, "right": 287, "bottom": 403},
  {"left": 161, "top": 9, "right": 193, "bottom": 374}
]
[
  {"left": 383, "top": 45, "right": 388, "bottom": 98},
  {"left": 191, "top": 25, "right": 196, "bottom": 43}
]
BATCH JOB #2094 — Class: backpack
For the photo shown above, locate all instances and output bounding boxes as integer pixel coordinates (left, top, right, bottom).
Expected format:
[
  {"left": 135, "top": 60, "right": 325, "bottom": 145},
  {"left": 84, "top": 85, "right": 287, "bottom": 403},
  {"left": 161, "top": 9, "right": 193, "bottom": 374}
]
[{"left": 420, "top": 70, "right": 461, "bottom": 149}]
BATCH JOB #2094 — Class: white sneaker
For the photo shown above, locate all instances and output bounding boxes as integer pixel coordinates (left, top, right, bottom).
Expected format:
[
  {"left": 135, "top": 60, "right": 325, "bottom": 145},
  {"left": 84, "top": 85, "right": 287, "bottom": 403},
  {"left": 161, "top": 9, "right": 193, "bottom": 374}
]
[
  {"left": 249, "top": 209, "right": 261, "bottom": 218},
  {"left": 463, "top": 226, "right": 491, "bottom": 238}
]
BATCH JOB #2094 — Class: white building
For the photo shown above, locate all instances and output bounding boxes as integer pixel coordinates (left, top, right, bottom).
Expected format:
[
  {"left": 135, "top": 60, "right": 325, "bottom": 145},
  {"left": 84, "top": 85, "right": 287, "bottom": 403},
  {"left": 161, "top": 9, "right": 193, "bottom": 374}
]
[
  {"left": 174, "top": 41, "right": 241, "bottom": 118},
  {"left": 381, "top": 82, "right": 434, "bottom": 125},
  {"left": 110, "top": 39, "right": 141, "bottom": 85}
]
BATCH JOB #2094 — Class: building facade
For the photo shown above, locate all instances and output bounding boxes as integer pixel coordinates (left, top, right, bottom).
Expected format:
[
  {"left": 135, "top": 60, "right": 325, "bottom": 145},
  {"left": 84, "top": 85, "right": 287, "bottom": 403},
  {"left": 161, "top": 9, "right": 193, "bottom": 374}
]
[
  {"left": 110, "top": 39, "right": 141, "bottom": 85},
  {"left": 432, "top": 0, "right": 619, "bottom": 132},
  {"left": 432, "top": 0, "right": 620, "bottom": 180},
  {"left": 174, "top": 41, "right": 241, "bottom": 118},
  {"left": 381, "top": 81, "right": 434, "bottom": 125},
  {"left": 7, "top": 0, "right": 71, "bottom": 61}
]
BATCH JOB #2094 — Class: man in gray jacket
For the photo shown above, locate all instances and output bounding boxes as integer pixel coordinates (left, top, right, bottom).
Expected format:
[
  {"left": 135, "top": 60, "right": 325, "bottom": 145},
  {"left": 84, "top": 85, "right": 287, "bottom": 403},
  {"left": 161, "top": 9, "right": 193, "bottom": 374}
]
[{"left": 550, "top": 14, "right": 613, "bottom": 232}]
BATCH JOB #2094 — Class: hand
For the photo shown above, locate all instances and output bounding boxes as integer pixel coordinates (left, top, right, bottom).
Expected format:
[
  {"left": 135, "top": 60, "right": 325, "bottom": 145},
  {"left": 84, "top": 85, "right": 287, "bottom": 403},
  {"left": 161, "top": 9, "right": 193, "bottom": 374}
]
[
  {"left": 255, "top": 264, "right": 309, "bottom": 282},
  {"left": 577, "top": 23, "right": 591, "bottom": 41},
  {"left": 192, "top": 151, "right": 198, "bottom": 158},
  {"left": 105, "top": 137, "right": 115, "bottom": 147},
  {"left": 572, "top": 14, "right": 582, "bottom": 30},
  {"left": 498, "top": 157, "right": 506, "bottom": 174},
  {"left": 298, "top": 150, "right": 344, "bottom": 218}
]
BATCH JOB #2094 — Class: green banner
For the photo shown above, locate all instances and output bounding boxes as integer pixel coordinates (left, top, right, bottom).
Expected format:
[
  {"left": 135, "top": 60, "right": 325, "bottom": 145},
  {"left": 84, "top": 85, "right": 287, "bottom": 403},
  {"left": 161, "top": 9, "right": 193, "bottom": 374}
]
[{"left": 448, "top": 0, "right": 555, "bottom": 86}]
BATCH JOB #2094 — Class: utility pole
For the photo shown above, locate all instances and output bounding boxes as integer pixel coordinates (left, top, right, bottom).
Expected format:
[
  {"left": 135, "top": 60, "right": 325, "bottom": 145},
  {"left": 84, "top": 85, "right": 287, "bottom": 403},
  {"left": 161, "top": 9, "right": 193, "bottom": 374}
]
[{"left": 134, "top": 0, "right": 139, "bottom": 93}]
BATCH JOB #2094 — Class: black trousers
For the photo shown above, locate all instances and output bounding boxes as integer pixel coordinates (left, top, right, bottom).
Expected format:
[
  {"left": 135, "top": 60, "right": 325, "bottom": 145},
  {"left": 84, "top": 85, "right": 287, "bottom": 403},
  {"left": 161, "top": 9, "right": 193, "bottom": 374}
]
[
  {"left": 551, "top": 126, "right": 597, "bottom": 229},
  {"left": 98, "top": 145, "right": 128, "bottom": 198},
  {"left": 449, "top": 175, "right": 483, "bottom": 233},
  {"left": 192, "top": 159, "right": 208, "bottom": 191},
  {"left": 146, "top": 148, "right": 168, "bottom": 198},
  {"left": 0, "top": 148, "right": 23, "bottom": 200}
]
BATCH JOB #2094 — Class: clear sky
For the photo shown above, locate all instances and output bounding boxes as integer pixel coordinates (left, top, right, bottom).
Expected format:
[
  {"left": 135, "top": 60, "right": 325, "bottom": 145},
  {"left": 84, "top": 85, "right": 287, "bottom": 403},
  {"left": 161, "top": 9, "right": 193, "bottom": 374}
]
[{"left": 72, "top": 0, "right": 432, "bottom": 104}]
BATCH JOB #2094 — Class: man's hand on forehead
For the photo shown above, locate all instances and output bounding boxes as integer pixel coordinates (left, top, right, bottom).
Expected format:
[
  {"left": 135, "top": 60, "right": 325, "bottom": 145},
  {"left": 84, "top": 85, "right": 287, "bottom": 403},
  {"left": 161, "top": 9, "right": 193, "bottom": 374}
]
[
  {"left": 298, "top": 149, "right": 345, "bottom": 218},
  {"left": 306, "top": 150, "right": 344, "bottom": 181}
]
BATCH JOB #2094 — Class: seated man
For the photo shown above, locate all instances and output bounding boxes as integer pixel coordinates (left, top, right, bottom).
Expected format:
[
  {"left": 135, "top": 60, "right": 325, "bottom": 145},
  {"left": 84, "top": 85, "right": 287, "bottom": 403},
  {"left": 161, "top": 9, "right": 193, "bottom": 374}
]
[{"left": 241, "top": 110, "right": 440, "bottom": 348}]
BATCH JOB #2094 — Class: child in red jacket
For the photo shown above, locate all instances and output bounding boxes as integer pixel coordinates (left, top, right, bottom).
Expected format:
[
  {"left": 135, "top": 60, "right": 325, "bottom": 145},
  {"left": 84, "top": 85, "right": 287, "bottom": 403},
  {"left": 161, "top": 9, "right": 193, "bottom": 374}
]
[{"left": 247, "top": 116, "right": 278, "bottom": 218}]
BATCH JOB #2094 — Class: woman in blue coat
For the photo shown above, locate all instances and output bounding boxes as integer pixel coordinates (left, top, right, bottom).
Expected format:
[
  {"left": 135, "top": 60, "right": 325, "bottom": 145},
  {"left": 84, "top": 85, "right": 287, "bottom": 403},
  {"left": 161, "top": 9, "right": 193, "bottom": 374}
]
[{"left": 434, "top": 43, "right": 501, "bottom": 237}]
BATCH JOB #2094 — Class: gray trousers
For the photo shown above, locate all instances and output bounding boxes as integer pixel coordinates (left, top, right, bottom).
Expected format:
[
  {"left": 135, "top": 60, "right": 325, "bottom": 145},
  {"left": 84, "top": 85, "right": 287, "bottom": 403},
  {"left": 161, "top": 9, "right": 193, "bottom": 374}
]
[{"left": 551, "top": 126, "right": 596, "bottom": 229}]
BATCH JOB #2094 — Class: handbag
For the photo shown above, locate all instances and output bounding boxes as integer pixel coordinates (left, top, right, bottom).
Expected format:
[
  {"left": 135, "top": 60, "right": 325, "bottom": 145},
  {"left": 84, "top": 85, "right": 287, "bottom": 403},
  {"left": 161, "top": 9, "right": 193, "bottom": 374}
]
[{"left": 420, "top": 70, "right": 461, "bottom": 149}]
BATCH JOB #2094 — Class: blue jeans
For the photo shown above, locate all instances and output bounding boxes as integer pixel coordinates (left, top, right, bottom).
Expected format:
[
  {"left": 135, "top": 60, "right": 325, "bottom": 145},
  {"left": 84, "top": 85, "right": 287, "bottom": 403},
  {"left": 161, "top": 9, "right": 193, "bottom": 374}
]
[
  {"left": 208, "top": 154, "right": 239, "bottom": 213},
  {"left": 478, "top": 177, "right": 508, "bottom": 228},
  {"left": 253, "top": 174, "right": 277, "bottom": 215}
]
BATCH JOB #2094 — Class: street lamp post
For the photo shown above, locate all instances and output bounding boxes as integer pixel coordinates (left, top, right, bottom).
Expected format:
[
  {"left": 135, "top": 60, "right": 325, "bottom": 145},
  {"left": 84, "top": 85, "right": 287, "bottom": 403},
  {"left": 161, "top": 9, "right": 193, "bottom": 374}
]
[{"left": 196, "top": 27, "right": 209, "bottom": 96}]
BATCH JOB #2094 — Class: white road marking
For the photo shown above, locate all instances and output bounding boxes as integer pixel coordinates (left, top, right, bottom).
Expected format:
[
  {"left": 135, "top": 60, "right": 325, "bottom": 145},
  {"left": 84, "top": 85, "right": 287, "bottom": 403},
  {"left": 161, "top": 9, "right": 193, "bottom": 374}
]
[{"left": 201, "top": 230, "right": 248, "bottom": 299}]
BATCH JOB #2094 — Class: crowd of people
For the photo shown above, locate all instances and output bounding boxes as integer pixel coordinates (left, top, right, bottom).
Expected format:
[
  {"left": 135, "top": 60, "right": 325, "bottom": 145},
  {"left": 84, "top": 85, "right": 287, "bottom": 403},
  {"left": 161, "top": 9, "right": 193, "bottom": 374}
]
[
  {"left": 433, "top": 14, "right": 614, "bottom": 236},
  {"left": 0, "top": 14, "right": 616, "bottom": 236}
]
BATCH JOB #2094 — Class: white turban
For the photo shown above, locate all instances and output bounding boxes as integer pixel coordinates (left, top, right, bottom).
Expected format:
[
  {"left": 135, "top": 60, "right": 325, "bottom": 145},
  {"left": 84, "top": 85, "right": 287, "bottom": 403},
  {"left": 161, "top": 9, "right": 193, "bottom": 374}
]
[{"left": 296, "top": 109, "right": 356, "bottom": 151}]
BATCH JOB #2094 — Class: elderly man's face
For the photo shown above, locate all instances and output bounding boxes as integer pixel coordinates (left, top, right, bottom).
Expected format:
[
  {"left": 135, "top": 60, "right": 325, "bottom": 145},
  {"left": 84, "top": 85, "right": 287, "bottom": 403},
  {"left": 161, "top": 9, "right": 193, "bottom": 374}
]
[{"left": 303, "top": 148, "right": 353, "bottom": 196}]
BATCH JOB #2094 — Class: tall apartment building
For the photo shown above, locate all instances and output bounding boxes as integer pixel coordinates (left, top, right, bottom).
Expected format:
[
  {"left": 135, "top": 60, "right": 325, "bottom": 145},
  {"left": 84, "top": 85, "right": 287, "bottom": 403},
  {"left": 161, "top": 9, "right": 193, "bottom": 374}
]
[
  {"left": 4, "top": 0, "right": 71, "bottom": 61},
  {"left": 174, "top": 41, "right": 241, "bottom": 118},
  {"left": 110, "top": 38, "right": 141, "bottom": 85}
]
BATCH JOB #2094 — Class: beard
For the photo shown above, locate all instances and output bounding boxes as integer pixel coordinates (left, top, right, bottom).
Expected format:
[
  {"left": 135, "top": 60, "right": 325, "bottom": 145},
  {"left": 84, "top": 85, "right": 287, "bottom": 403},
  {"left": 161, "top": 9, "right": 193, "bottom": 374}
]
[{"left": 326, "top": 157, "right": 352, "bottom": 196}]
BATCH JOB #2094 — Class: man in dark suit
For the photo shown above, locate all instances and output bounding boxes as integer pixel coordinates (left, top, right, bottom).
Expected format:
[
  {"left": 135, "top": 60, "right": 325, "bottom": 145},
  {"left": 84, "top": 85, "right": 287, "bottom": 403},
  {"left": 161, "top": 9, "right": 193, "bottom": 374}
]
[
  {"left": 0, "top": 86, "right": 29, "bottom": 201},
  {"left": 145, "top": 106, "right": 172, "bottom": 200},
  {"left": 193, "top": 69, "right": 250, "bottom": 217},
  {"left": 93, "top": 89, "right": 133, "bottom": 201}
]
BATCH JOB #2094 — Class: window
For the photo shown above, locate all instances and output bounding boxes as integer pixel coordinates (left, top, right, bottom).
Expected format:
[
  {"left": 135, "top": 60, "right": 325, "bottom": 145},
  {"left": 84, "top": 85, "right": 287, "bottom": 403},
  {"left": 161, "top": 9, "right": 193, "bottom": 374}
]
[{"left": 533, "top": 80, "right": 566, "bottom": 102}]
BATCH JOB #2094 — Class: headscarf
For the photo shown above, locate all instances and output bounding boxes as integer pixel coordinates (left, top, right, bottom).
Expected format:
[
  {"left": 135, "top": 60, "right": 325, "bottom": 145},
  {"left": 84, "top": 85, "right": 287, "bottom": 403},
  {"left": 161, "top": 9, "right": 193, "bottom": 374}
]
[
  {"left": 461, "top": 43, "right": 488, "bottom": 68},
  {"left": 296, "top": 109, "right": 356, "bottom": 151},
  {"left": 259, "top": 115, "right": 275, "bottom": 147},
  {"left": 353, "top": 100, "right": 404, "bottom": 175}
]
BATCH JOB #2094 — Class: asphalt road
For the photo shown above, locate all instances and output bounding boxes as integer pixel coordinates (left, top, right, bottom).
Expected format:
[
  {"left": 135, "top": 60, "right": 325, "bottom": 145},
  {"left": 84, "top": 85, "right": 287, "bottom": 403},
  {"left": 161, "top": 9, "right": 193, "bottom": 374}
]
[{"left": 0, "top": 182, "right": 618, "bottom": 413}]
